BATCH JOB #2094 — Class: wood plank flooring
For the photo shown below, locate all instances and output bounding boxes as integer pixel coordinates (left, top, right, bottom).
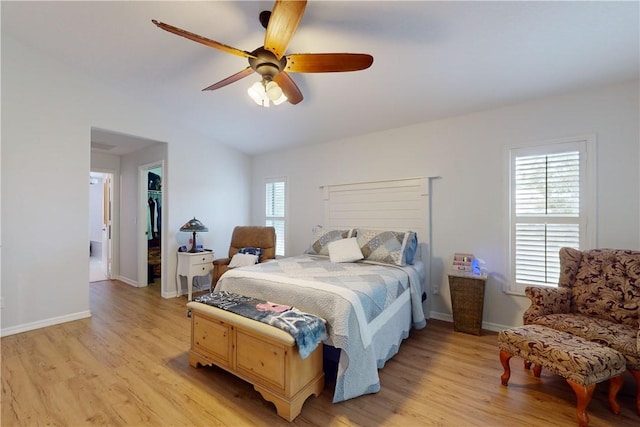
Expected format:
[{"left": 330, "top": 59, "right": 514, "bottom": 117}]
[{"left": 2, "top": 279, "right": 639, "bottom": 426}]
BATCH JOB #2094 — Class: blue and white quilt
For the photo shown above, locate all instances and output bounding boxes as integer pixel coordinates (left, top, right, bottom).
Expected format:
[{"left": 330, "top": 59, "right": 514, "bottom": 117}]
[{"left": 216, "top": 254, "right": 426, "bottom": 402}]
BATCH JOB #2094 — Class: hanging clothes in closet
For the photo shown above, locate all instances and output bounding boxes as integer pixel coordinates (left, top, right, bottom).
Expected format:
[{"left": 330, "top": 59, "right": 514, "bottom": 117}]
[{"left": 148, "top": 190, "right": 161, "bottom": 240}]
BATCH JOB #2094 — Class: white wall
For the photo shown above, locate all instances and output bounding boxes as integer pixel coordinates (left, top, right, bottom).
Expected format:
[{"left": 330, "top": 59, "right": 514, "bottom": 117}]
[
  {"left": 251, "top": 80, "right": 640, "bottom": 331},
  {"left": 1, "top": 35, "right": 251, "bottom": 335}
]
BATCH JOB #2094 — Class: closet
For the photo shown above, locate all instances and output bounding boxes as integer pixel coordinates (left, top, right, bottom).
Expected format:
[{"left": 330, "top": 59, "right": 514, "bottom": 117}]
[{"left": 147, "top": 169, "right": 162, "bottom": 284}]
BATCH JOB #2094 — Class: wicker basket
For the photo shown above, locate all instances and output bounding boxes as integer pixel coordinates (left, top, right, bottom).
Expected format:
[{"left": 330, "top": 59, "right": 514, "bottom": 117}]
[{"left": 448, "top": 274, "right": 487, "bottom": 335}]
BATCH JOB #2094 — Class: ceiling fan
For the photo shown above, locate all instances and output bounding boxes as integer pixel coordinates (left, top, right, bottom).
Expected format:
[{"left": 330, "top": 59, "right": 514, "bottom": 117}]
[{"left": 152, "top": 0, "right": 373, "bottom": 106}]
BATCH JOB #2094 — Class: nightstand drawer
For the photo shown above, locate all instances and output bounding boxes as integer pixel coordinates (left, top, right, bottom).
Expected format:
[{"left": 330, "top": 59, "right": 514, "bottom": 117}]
[
  {"left": 191, "top": 252, "right": 214, "bottom": 266},
  {"left": 188, "top": 263, "right": 213, "bottom": 276}
]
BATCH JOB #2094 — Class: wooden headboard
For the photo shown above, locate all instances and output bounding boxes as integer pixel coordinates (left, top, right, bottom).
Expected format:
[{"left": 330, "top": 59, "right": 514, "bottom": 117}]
[{"left": 321, "top": 177, "right": 434, "bottom": 315}]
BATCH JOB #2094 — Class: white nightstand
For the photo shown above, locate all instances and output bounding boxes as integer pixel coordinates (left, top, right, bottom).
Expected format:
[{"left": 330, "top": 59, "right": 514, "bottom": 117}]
[{"left": 176, "top": 250, "right": 214, "bottom": 300}]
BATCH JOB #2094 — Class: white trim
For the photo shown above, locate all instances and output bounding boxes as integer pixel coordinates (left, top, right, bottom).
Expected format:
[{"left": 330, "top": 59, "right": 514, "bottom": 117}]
[
  {"left": 429, "top": 310, "right": 512, "bottom": 333},
  {"left": 1, "top": 310, "right": 92, "bottom": 337},
  {"left": 504, "top": 134, "right": 596, "bottom": 295},
  {"left": 116, "top": 275, "right": 138, "bottom": 287}
]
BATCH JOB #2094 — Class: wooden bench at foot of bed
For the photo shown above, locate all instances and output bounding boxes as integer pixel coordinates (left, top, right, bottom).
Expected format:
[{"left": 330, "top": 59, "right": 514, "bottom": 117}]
[{"left": 186, "top": 301, "right": 325, "bottom": 421}]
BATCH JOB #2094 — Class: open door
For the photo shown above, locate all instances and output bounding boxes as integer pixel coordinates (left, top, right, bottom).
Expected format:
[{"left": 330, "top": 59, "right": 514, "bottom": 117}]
[
  {"left": 103, "top": 174, "right": 113, "bottom": 278},
  {"left": 89, "top": 171, "right": 114, "bottom": 283}
]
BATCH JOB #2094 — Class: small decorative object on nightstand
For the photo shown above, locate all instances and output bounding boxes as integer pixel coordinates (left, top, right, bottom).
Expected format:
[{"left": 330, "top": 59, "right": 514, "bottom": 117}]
[{"left": 176, "top": 250, "right": 214, "bottom": 301}]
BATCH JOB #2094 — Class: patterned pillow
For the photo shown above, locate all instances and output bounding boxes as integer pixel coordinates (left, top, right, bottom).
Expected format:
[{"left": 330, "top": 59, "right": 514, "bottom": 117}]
[
  {"left": 356, "top": 229, "right": 414, "bottom": 266},
  {"left": 238, "top": 247, "right": 263, "bottom": 262},
  {"left": 305, "top": 228, "right": 353, "bottom": 256}
]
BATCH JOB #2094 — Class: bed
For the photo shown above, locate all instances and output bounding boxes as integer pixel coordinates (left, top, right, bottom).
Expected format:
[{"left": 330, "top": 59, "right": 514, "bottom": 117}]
[{"left": 216, "top": 177, "right": 434, "bottom": 402}]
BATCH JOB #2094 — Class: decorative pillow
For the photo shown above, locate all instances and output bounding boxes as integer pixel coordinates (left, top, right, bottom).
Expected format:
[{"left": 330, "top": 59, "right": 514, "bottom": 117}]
[
  {"left": 305, "top": 227, "right": 353, "bottom": 256},
  {"left": 228, "top": 253, "right": 258, "bottom": 268},
  {"left": 238, "top": 246, "right": 263, "bottom": 262},
  {"left": 404, "top": 232, "right": 418, "bottom": 265},
  {"left": 328, "top": 237, "right": 364, "bottom": 263},
  {"left": 356, "top": 229, "right": 413, "bottom": 266}
]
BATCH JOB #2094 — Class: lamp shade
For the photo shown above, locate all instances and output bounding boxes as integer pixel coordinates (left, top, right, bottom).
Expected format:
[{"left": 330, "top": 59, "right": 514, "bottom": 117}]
[
  {"left": 180, "top": 217, "right": 208, "bottom": 252},
  {"left": 180, "top": 217, "right": 208, "bottom": 233}
]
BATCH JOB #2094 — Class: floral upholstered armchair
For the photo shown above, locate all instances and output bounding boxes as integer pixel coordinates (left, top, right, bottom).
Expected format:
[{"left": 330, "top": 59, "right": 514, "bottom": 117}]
[{"left": 523, "top": 247, "right": 640, "bottom": 414}]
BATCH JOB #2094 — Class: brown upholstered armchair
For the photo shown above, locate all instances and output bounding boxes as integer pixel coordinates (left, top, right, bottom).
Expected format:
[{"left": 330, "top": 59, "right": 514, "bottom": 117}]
[{"left": 211, "top": 226, "right": 276, "bottom": 287}]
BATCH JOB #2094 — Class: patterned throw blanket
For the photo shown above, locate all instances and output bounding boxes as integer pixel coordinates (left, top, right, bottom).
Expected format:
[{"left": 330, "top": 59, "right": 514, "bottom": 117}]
[{"left": 193, "top": 291, "right": 327, "bottom": 359}]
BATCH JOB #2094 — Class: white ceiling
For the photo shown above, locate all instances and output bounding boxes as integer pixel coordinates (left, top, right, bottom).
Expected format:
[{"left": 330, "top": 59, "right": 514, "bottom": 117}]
[{"left": 3, "top": 1, "right": 638, "bottom": 156}]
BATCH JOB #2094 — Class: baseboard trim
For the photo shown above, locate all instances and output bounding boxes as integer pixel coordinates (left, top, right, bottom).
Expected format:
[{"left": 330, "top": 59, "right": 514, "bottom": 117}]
[
  {"left": 1, "top": 310, "right": 92, "bottom": 337},
  {"left": 116, "top": 276, "right": 138, "bottom": 287},
  {"left": 429, "top": 310, "right": 512, "bottom": 333}
]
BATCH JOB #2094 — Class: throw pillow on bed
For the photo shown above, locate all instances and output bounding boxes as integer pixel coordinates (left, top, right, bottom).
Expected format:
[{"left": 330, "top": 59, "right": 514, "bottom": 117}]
[
  {"left": 305, "top": 227, "right": 354, "bottom": 256},
  {"left": 238, "top": 246, "right": 263, "bottom": 262},
  {"left": 328, "top": 237, "right": 364, "bottom": 263},
  {"left": 228, "top": 253, "right": 259, "bottom": 268},
  {"left": 356, "top": 229, "right": 415, "bottom": 266},
  {"left": 404, "top": 232, "right": 418, "bottom": 265}
]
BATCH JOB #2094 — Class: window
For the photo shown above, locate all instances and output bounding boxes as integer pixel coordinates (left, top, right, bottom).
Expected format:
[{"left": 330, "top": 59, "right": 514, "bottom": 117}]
[
  {"left": 265, "top": 177, "right": 286, "bottom": 257},
  {"left": 507, "top": 136, "right": 595, "bottom": 294}
]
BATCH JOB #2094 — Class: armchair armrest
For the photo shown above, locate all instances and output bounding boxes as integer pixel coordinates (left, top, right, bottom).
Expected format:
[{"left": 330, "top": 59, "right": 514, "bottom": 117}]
[
  {"left": 213, "top": 257, "right": 231, "bottom": 266},
  {"left": 523, "top": 286, "right": 572, "bottom": 325},
  {"left": 211, "top": 257, "right": 232, "bottom": 289}
]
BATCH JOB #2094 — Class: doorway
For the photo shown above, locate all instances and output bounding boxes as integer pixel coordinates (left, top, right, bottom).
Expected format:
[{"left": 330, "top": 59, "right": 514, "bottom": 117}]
[
  {"left": 138, "top": 162, "right": 164, "bottom": 293},
  {"left": 89, "top": 171, "right": 113, "bottom": 282}
]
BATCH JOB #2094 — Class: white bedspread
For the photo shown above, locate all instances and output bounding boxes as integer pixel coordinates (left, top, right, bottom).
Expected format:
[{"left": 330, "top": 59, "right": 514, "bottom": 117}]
[{"left": 216, "top": 255, "right": 426, "bottom": 402}]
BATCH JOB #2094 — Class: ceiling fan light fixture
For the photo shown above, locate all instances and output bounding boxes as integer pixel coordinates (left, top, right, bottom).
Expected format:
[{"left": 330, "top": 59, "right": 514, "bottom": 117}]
[
  {"left": 248, "top": 80, "right": 270, "bottom": 107},
  {"left": 265, "top": 80, "right": 283, "bottom": 101},
  {"left": 272, "top": 92, "right": 288, "bottom": 105},
  {"left": 247, "top": 79, "right": 287, "bottom": 107}
]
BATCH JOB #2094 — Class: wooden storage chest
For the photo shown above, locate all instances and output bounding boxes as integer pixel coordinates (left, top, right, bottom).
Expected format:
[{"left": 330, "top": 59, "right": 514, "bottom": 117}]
[{"left": 186, "top": 301, "right": 324, "bottom": 421}]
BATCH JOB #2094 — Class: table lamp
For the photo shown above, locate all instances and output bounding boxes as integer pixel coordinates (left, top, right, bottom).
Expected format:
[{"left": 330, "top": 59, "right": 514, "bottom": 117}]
[{"left": 180, "top": 217, "right": 208, "bottom": 253}]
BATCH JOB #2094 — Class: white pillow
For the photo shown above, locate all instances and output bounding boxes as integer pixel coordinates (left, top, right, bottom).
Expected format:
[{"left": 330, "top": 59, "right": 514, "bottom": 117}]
[
  {"left": 328, "top": 237, "right": 364, "bottom": 263},
  {"left": 228, "top": 253, "right": 258, "bottom": 268}
]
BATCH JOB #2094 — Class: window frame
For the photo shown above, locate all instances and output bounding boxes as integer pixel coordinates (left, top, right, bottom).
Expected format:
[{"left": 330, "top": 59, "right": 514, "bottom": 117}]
[
  {"left": 264, "top": 176, "right": 287, "bottom": 257},
  {"left": 505, "top": 135, "right": 596, "bottom": 295}
]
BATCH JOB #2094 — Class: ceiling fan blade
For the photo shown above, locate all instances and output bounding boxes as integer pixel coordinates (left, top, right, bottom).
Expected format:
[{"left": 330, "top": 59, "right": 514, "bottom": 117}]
[
  {"left": 264, "top": 0, "right": 307, "bottom": 60},
  {"left": 152, "top": 20, "right": 256, "bottom": 59},
  {"left": 285, "top": 53, "right": 374, "bottom": 73},
  {"left": 274, "top": 72, "right": 303, "bottom": 105},
  {"left": 202, "top": 67, "right": 255, "bottom": 91}
]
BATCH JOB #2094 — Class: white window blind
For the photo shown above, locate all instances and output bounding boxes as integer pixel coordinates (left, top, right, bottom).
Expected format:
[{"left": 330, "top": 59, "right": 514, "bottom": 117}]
[
  {"left": 265, "top": 178, "right": 286, "bottom": 256},
  {"left": 508, "top": 137, "right": 595, "bottom": 293}
]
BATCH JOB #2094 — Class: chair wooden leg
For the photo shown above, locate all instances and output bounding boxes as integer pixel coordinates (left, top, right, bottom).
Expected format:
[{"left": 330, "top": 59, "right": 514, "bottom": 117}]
[
  {"left": 567, "top": 379, "right": 595, "bottom": 427},
  {"left": 628, "top": 368, "right": 640, "bottom": 416},
  {"left": 499, "top": 350, "right": 513, "bottom": 386},
  {"left": 533, "top": 364, "right": 542, "bottom": 377},
  {"left": 608, "top": 375, "right": 623, "bottom": 414}
]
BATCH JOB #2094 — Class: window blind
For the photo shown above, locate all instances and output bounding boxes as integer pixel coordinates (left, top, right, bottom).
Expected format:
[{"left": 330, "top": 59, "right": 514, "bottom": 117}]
[
  {"left": 265, "top": 180, "right": 286, "bottom": 256},
  {"left": 513, "top": 151, "right": 580, "bottom": 286}
]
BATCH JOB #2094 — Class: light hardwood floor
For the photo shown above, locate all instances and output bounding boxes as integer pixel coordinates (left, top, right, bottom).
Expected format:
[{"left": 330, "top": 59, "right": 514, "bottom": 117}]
[{"left": 2, "top": 280, "right": 639, "bottom": 426}]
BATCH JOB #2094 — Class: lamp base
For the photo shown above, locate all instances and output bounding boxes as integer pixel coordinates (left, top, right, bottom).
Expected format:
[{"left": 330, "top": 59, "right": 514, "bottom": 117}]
[{"left": 188, "top": 231, "right": 199, "bottom": 253}]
